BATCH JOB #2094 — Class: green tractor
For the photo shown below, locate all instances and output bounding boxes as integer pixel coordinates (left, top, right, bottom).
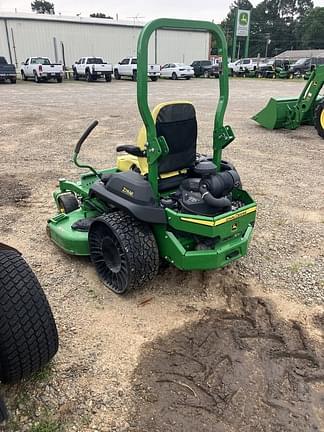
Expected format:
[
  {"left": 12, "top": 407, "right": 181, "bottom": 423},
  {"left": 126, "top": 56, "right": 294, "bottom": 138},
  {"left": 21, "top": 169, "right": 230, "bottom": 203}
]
[
  {"left": 47, "top": 18, "right": 256, "bottom": 295},
  {"left": 253, "top": 65, "right": 324, "bottom": 138}
]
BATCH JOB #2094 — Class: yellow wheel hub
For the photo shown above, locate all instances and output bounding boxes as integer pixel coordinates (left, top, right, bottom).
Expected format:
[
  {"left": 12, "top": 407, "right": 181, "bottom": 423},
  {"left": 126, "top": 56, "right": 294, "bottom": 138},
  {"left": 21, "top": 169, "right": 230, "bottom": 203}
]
[{"left": 320, "top": 109, "right": 324, "bottom": 129}]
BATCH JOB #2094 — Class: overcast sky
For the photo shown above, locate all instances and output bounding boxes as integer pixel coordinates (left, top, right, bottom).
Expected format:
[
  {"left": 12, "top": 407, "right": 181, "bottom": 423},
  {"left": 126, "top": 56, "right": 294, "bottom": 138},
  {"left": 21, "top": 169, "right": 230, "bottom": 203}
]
[{"left": 0, "top": 0, "right": 321, "bottom": 22}]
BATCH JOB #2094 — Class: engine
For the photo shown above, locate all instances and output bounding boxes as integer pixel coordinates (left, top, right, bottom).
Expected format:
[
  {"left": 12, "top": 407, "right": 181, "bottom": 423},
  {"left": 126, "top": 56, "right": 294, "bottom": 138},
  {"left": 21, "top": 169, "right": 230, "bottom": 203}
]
[{"left": 162, "top": 159, "right": 242, "bottom": 216}]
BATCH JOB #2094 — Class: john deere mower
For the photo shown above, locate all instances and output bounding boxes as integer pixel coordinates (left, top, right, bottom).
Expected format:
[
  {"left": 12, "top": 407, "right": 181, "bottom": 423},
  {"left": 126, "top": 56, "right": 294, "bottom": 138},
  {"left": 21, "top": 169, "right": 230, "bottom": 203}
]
[
  {"left": 47, "top": 18, "right": 256, "bottom": 294},
  {"left": 253, "top": 65, "right": 324, "bottom": 138}
]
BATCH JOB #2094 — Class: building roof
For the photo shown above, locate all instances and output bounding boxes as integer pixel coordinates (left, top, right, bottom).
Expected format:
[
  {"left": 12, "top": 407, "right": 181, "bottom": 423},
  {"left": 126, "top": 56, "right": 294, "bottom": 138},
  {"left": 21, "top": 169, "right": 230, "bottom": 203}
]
[
  {"left": 275, "top": 49, "right": 324, "bottom": 59},
  {"left": 0, "top": 11, "right": 145, "bottom": 28}
]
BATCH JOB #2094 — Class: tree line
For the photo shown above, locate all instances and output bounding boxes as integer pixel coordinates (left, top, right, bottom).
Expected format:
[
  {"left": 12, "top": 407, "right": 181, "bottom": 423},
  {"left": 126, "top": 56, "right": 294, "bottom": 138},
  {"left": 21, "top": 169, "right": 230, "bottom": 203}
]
[
  {"left": 220, "top": 0, "right": 324, "bottom": 58},
  {"left": 31, "top": 1, "right": 113, "bottom": 19}
]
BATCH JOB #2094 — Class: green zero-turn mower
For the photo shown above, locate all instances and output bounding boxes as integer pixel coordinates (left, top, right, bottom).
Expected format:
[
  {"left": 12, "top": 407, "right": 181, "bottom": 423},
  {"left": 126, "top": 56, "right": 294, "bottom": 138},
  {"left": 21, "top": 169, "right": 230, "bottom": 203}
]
[
  {"left": 253, "top": 65, "right": 324, "bottom": 138},
  {"left": 47, "top": 18, "right": 257, "bottom": 295}
]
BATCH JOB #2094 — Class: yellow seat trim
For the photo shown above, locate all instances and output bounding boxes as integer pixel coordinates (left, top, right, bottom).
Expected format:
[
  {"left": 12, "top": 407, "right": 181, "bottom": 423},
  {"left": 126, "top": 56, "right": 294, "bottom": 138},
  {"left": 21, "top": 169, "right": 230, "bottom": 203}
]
[{"left": 116, "top": 100, "right": 194, "bottom": 176}]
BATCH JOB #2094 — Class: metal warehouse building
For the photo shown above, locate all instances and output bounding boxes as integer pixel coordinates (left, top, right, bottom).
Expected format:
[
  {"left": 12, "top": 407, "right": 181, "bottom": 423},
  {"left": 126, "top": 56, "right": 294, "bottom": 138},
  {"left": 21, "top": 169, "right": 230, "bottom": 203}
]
[{"left": 0, "top": 12, "right": 210, "bottom": 68}]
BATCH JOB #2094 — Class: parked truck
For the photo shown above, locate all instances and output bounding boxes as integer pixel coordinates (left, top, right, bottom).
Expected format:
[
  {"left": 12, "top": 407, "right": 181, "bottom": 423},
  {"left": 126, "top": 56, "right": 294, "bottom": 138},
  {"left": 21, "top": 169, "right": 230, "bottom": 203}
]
[
  {"left": 191, "top": 60, "right": 219, "bottom": 78},
  {"left": 0, "top": 57, "right": 16, "bottom": 84},
  {"left": 229, "top": 58, "right": 268, "bottom": 76},
  {"left": 72, "top": 57, "right": 113, "bottom": 82},
  {"left": 114, "top": 57, "right": 160, "bottom": 81},
  {"left": 21, "top": 57, "right": 64, "bottom": 83}
]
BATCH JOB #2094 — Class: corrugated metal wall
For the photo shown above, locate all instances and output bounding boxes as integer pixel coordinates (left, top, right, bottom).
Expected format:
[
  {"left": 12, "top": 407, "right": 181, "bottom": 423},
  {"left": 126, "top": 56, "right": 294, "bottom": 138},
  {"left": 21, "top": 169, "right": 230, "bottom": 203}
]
[{"left": 0, "top": 16, "right": 209, "bottom": 68}]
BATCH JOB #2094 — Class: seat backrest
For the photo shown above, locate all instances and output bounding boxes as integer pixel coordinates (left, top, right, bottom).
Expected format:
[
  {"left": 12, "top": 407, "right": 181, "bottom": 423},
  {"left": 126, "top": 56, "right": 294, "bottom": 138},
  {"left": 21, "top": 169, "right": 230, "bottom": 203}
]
[
  {"left": 155, "top": 103, "right": 197, "bottom": 174},
  {"left": 134, "top": 101, "right": 197, "bottom": 176}
]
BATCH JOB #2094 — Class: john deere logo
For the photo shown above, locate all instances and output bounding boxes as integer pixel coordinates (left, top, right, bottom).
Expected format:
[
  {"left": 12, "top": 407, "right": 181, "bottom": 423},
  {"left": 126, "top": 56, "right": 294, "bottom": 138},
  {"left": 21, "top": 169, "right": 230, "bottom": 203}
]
[
  {"left": 121, "top": 186, "right": 134, "bottom": 197},
  {"left": 239, "top": 12, "right": 249, "bottom": 26},
  {"left": 231, "top": 223, "right": 238, "bottom": 231}
]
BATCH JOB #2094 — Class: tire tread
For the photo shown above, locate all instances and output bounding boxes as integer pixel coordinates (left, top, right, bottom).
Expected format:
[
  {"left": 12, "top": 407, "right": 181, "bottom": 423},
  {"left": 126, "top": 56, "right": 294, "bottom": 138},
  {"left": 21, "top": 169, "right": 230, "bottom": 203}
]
[{"left": 0, "top": 250, "right": 58, "bottom": 384}]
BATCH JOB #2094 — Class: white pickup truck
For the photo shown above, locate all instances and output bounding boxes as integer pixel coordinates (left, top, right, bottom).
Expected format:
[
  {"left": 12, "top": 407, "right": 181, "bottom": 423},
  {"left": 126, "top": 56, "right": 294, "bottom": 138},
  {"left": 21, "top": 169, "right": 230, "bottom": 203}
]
[
  {"left": 114, "top": 57, "right": 160, "bottom": 81},
  {"left": 229, "top": 58, "right": 268, "bottom": 76},
  {"left": 21, "top": 57, "right": 64, "bottom": 83},
  {"left": 72, "top": 57, "right": 113, "bottom": 82}
]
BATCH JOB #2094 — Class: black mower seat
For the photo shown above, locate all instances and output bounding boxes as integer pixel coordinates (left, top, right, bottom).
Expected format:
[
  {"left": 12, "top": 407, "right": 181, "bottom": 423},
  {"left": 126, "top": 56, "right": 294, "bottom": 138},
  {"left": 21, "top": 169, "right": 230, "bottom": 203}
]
[{"left": 155, "top": 102, "right": 197, "bottom": 174}]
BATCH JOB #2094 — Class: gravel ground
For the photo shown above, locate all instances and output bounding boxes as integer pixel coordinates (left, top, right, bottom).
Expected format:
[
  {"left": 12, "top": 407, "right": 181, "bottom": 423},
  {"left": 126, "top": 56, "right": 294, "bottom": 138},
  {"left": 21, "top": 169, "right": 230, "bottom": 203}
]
[{"left": 0, "top": 77, "right": 323, "bottom": 431}]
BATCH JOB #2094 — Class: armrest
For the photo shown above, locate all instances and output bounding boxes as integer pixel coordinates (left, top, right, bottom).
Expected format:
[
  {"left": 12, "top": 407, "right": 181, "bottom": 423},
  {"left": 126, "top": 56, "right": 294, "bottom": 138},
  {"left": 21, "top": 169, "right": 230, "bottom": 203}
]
[{"left": 116, "top": 145, "right": 146, "bottom": 157}]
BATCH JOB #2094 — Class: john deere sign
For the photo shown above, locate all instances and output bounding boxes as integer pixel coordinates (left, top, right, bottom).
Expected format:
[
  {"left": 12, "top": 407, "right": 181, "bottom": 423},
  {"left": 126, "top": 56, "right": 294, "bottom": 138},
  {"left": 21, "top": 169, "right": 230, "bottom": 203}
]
[
  {"left": 232, "top": 8, "right": 251, "bottom": 60},
  {"left": 236, "top": 9, "right": 251, "bottom": 37}
]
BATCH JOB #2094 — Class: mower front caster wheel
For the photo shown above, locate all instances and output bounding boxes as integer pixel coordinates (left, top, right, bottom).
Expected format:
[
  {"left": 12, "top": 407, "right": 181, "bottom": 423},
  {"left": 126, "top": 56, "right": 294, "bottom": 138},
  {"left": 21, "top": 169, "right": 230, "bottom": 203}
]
[
  {"left": 57, "top": 193, "right": 79, "bottom": 214},
  {"left": 89, "top": 211, "right": 159, "bottom": 294}
]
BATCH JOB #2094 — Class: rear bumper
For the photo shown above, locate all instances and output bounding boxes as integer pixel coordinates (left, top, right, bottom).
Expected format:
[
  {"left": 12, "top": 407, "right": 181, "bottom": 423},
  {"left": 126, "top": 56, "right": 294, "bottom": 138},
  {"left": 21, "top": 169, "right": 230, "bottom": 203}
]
[
  {"left": 154, "top": 190, "right": 256, "bottom": 271},
  {"left": 92, "top": 70, "right": 112, "bottom": 76},
  {"left": 148, "top": 72, "right": 161, "bottom": 77},
  {"left": 158, "top": 224, "right": 254, "bottom": 270},
  {"left": 0, "top": 73, "right": 16, "bottom": 79},
  {"left": 40, "top": 72, "right": 63, "bottom": 79}
]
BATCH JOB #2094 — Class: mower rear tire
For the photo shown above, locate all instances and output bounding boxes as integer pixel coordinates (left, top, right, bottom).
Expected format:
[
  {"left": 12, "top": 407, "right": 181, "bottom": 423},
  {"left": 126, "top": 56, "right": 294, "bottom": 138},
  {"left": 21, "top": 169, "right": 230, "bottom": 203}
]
[
  {"left": 0, "top": 249, "right": 58, "bottom": 384},
  {"left": 315, "top": 101, "right": 324, "bottom": 139},
  {"left": 89, "top": 211, "right": 159, "bottom": 294},
  {"left": 57, "top": 193, "right": 79, "bottom": 214}
]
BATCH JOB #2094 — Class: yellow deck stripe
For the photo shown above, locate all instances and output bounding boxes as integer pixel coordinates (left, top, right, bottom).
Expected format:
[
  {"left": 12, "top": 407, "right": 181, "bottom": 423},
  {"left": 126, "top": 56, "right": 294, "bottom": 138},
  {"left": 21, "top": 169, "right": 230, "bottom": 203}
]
[{"left": 180, "top": 206, "right": 256, "bottom": 227}]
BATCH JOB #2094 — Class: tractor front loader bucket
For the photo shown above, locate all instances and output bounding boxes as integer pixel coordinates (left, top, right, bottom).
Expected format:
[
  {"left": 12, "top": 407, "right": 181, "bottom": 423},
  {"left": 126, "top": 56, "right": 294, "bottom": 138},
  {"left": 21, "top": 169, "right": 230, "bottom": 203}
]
[
  {"left": 253, "top": 65, "right": 324, "bottom": 131},
  {"left": 252, "top": 97, "right": 299, "bottom": 130}
]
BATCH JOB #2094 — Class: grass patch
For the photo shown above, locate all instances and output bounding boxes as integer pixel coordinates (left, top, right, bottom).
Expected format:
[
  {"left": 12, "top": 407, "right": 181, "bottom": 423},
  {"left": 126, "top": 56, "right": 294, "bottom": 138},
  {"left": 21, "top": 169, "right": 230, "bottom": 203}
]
[
  {"left": 290, "top": 260, "right": 314, "bottom": 273},
  {"left": 31, "top": 364, "right": 53, "bottom": 383},
  {"left": 30, "top": 419, "right": 63, "bottom": 432}
]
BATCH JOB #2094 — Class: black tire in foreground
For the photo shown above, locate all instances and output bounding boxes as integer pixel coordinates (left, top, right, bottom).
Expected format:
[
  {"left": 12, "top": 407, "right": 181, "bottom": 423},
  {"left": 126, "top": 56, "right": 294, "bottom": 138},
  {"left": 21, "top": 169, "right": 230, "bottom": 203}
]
[
  {"left": 314, "top": 101, "right": 324, "bottom": 139},
  {"left": 0, "top": 397, "right": 8, "bottom": 422},
  {"left": 0, "top": 248, "right": 58, "bottom": 384},
  {"left": 89, "top": 211, "right": 159, "bottom": 294}
]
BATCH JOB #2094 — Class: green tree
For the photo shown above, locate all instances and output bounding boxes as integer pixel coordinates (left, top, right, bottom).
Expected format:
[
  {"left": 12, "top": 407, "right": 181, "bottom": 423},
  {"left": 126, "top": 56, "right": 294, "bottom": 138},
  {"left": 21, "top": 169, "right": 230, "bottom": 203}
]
[
  {"left": 300, "top": 7, "right": 324, "bottom": 48},
  {"left": 218, "top": 0, "right": 314, "bottom": 58},
  {"left": 90, "top": 12, "right": 113, "bottom": 19},
  {"left": 248, "top": 0, "right": 313, "bottom": 57},
  {"left": 31, "top": 0, "right": 54, "bottom": 14}
]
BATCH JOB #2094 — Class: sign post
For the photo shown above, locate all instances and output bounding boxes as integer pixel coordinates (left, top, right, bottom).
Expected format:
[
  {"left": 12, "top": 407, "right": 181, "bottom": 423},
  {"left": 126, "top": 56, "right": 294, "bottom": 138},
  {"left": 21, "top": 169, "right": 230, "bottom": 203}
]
[{"left": 232, "top": 8, "right": 251, "bottom": 60}]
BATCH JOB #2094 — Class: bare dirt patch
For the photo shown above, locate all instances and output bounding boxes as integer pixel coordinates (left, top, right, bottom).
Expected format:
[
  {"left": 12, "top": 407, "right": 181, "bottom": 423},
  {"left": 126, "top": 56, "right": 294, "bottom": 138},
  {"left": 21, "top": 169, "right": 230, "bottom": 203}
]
[
  {"left": 130, "top": 296, "right": 324, "bottom": 432},
  {"left": 0, "top": 175, "right": 31, "bottom": 207}
]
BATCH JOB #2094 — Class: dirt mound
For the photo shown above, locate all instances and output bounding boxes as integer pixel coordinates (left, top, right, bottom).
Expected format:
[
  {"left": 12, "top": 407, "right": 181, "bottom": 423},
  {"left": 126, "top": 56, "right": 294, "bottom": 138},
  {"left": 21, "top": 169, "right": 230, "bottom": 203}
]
[
  {"left": 0, "top": 175, "right": 31, "bottom": 206},
  {"left": 130, "top": 297, "right": 323, "bottom": 432}
]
